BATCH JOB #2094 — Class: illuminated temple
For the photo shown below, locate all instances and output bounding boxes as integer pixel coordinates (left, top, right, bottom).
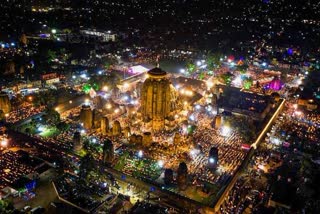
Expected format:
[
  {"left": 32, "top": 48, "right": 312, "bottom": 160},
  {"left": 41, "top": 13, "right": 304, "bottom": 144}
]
[{"left": 140, "top": 68, "right": 177, "bottom": 131}]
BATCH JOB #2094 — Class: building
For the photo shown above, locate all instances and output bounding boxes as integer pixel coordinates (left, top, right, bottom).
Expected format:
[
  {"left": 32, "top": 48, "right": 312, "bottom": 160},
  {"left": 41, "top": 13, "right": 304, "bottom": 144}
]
[
  {"left": 0, "top": 92, "right": 11, "bottom": 114},
  {"left": 141, "top": 68, "right": 176, "bottom": 130},
  {"left": 79, "top": 105, "right": 93, "bottom": 129}
]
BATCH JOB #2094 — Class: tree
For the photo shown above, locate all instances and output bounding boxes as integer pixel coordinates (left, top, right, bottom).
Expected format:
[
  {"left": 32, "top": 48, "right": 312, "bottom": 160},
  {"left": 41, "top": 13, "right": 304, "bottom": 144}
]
[
  {"left": 0, "top": 199, "right": 15, "bottom": 213},
  {"left": 57, "top": 121, "right": 70, "bottom": 133},
  {"left": 177, "top": 162, "right": 188, "bottom": 190},
  {"left": 43, "top": 108, "right": 60, "bottom": 124},
  {"left": 220, "top": 72, "right": 233, "bottom": 86},
  {"left": 237, "top": 64, "right": 249, "bottom": 74},
  {"left": 243, "top": 76, "right": 253, "bottom": 89},
  {"left": 206, "top": 52, "right": 223, "bottom": 70},
  {"left": 79, "top": 154, "right": 96, "bottom": 180},
  {"left": 47, "top": 49, "right": 57, "bottom": 63},
  {"left": 186, "top": 62, "right": 196, "bottom": 75}
]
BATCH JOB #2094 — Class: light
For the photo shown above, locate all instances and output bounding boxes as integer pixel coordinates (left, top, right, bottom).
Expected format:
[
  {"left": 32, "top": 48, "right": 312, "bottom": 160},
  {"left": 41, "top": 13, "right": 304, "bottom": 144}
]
[
  {"left": 5, "top": 113, "right": 9, "bottom": 118},
  {"left": 189, "top": 115, "right": 195, "bottom": 121},
  {"left": 180, "top": 69, "right": 186, "bottom": 73},
  {"left": 38, "top": 126, "right": 45, "bottom": 132},
  {"left": 124, "top": 83, "right": 129, "bottom": 88},
  {"left": 72, "top": 75, "right": 76, "bottom": 79},
  {"left": 158, "top": 160, "right": 164, "bottom": 168},
  {"left": 293, "top": 104, "right": 298, "bottom": 109},
  {"left": 221, "top": 126, "right": 231, "bottom": 137},
  {"left": 114, "top": 108, "right": 120, "bottom": 114},
  {"left": 80, "top": 74, "right": 87, "bottom": 78},
  {"left": 10, "top": 42, "right": 15, "bottom": 47},
  {"left": 138, "top": 150, "right": 143, "bottom": 158},
  {"left": 98, "top": 71, "right": 103, "bottom": 75},
  {"left": 106, "top": 103, "right": 112, "bottom": 109},
  {"left": 195, "top": 105, "right": 201, "bottom": 110},
  {"left": 55, "top": 107, "right": 59, "bottom": 111},
  {"left": 297, "top": 79, "right": 302, "bottom": 85},
  {"left": 92, "top": 138, "right": 97, "bottom": 143},
  {"left": 196, "top": 61, "right": 202, "bottom": 66},
  {"left": 262, "top": 62, "right": 267, "bottom": 67},
  {"left": 1, "top": 44, "right": 5, "bottom": 48},
  {"left": 123, "top": 96, "right": 129, "bottom": 101},
  {"left": 209, "top": 158, "right": 215, "bottom": 164},
  {"left": 1, "top": 139, "right": 8, "bottom": 147},
  {"left": 69, "top": 100, "right": 73, "bottom": 104},
  {"left": 80, "top": 129, "right": 85, "bottom": 134},
  {"left": 102, "top": 86, "right": 109, "bottom": 91},
  {"left": 51, "top": 29, "right": 57, "bottom": 34},
  {"left": 84, "top": 99, "right": 89, "bottom": 105}
]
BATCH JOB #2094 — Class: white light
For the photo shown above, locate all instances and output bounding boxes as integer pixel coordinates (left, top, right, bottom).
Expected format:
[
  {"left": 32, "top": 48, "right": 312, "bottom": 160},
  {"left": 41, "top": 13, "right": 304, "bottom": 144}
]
[
  {"left": 158, "top": 160, "right": 164, "bottom": 168},
  {"left": 1, "top": 139, "right": 8, "bottom": 147},
  {"left": 51, "top": 29, "right": 57, "bottom": 34},
  {"left": 221, "top": 126, "right": 231, "bottom": 137},
  {"left": 11, "top": 42, "right": 15, "bottom": 46},
  {"left": 195, "top": 105, "right": 201, "bottom": 110},
  {"left": 138, "top": 150, "right": 143, "bottom": 158},
  {"left": 38, "top": 126, "right": 45, "bottom": 132},
  {"left": 196, "top": 61, "right": 202, "bottom": 66},
  {"left": 72, "top": 75, "right": 76, "bottom": 79},
  {"left": 209, "top": 158, "right": 215, "bottom": 164},
  {"left": 80, "top": 129, "right": 85, "bottom": 134},
  {"left": 80, "top": 74, "right": 87, "bottom": 78},
  {"left": 123, "top": 96, "right": 129, "bottom": 101},
  {"left": 189, "top": 115, "right": 195, "bottom": 121},
  {"left": 98, "top": 71, "right": 102, "bottom": 75},
  {"left": 84, "top": 99, "right": 89, "bottom": 105},
  {"left": 297, "top": 79, "right": 302, "bottom": 85},
  {"left": 180, "top": 69, "right": 186, "bottom": 73},
  {"left": 92, "top": 138, "right": 97, "bottom": 143},
  {"left": 262, "top": 62, "right": 267, "bottom": 67}
]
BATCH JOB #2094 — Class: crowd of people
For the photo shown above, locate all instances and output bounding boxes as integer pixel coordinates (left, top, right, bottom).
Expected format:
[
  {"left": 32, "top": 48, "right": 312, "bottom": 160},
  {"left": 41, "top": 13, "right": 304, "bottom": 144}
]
[
  {"left": 0, "top": 151, "right": 35, "bottom": 189},
  {"left": 6, "top": 105, "right": 46, "bottom": 124}
]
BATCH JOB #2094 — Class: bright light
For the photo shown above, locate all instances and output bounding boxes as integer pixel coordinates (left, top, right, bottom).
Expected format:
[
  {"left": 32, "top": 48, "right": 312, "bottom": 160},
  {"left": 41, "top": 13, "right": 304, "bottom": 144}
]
[
  {"left": 1, "top": 139, "right": 8, "bottom": 147},
  {"left": 138, "top": 150, "right": 143, "bottom": 158},
  {"left": 106, "top": 103, "right": 112, "bottom": 109},
  {"left": 233, "top": 76, "right": 242, "bottom": 86},
  {"left": 262, "top": 62, "right": 267, "bottom": 67},
  {"left": 98, "top": 71, "right": 103, "bottom": 75},
  {"left": 69, "top": 100, "right": 73, "bottom": 104},
  {"left": 209, "top": 158, "right": 215, "bottom": 164},
  {"left": 197, "top": 61, "right": 202, "bottom": 66},
  {"left": 55, "top": 107, "right": 59, "bottom": 111},
  {"left": 293, "top": 104, "right": 298, "bottom": 109},
  {"left": 80, "top": 74, "right": 87, "bottom": 79},
  {"left": 221, "top": 126, "right": 231, "bottom": 137},
  {"left": 180, "top": 69, "right": 186, "bottom": 73},
  {"left": 158, "top": 160, "right": 164, "bottom": 168},
  {"left": 5, "top": 113, "right": 9, "bottom": 117},
  {"left": 51, "top": 29, "right": 57, "bottom": 34},
  {"left": 80, "top": 129, "right": 85, "bottom": 134},
  {"left": 123, "top": 96, "right": 129, "bottom": 101},
  {"left": 295, "top": 111, "right": 302, "bottom": 116},
  {"left": 72, "top": 75, "right": 76, "bottom": 79},
  {"left": 84, "top": 99, "right": 89, "bottom": 105},
  {"left": 124, "top": 83, "right": 129, "bottom": 88},
  {"left": 195, "top": 105, "right": 201, "bottom": 110},
  {"left": 102, "top": 86, "right": 109, "bottom": 91},
  {"left": 227, "top": 59, "right": 232, "bottom": 63},
  {"left": 206, "top": 81, "right": 214, "bottom": 88},
  {"left": 189, "top": 115, "right": 195, "bottom": 121},
  {"left": 92, "top": 138, "right": 97, "bottom": 143},
  {"left": 114, "top": 108, "right": 120, "bottom": 114},
  {"left": 38, "top": 126, "right": 45, "bottom": 132},
  {"left": 297, "top": 79, "right": 302, "bottom": 85}
]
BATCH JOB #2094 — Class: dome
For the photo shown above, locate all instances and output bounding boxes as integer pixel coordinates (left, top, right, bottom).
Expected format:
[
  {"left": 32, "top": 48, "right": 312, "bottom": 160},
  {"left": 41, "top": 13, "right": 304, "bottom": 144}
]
[{"left": 147, "top": 68, "right": 167, "bottom": 78}]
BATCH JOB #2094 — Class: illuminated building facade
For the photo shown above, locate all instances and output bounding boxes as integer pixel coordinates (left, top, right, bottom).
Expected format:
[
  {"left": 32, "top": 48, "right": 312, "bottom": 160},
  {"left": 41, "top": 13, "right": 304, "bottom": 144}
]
[{"left": 141, "top": 68, "right": 174, "bottom": 130}]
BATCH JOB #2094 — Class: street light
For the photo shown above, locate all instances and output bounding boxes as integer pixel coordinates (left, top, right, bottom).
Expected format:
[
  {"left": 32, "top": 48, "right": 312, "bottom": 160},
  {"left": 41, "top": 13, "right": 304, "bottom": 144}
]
[
  {"left": 157, "top": 160, "right": 164, "bottom": 168},
  {"left": 1, "top": 139, "right": 8, "bottom": 147},
  {"left": 138, "top": 150, "right": 143, "bottom": 158},
  {"left": 51, "top": 29, "right": 57, "bottom": 34},
  {"left": 209, "top": 157, "right": 215, "bottom": 164},
  {"left": 221, "top": 126, "right": 231, "bottom": 137}
]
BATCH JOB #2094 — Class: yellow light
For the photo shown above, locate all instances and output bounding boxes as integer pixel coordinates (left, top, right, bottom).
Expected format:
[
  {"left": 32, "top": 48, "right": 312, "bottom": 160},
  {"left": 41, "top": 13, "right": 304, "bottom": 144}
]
[{"left": 102, "top": 86, "right": 109, "bottom": 91}]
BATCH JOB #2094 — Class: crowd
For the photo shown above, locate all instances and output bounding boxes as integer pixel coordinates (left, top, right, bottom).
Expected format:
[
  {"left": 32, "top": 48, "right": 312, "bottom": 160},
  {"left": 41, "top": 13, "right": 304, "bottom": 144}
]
[
  {"left": 0, "top": 151, "right": 35, "bottom": 189},
  {"left": 6, "top": 106, "right": 46, "bottom": 124}
]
